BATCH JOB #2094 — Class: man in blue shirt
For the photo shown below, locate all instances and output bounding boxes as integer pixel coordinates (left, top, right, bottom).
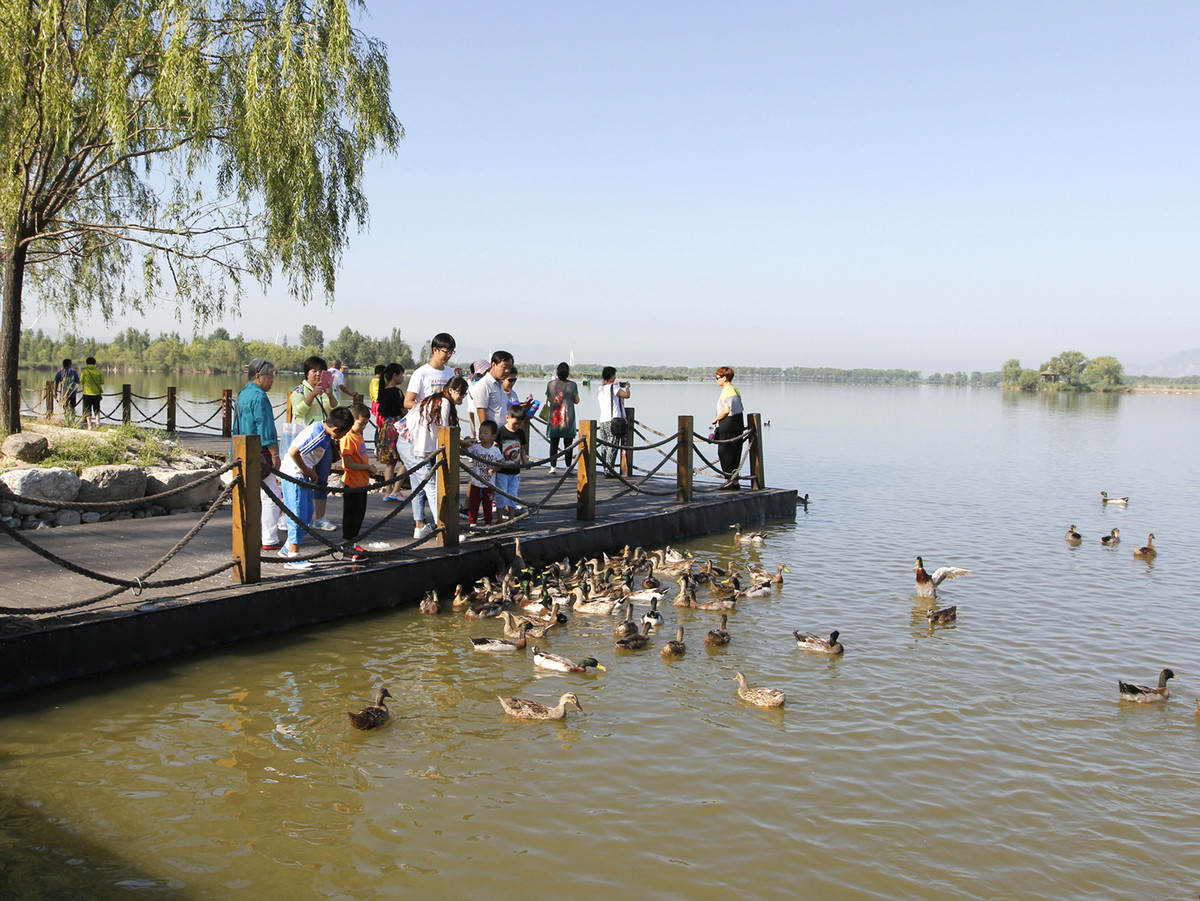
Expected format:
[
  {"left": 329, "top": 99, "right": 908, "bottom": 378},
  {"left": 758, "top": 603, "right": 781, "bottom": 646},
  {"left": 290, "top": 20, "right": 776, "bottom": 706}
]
[
  {"left": 233, "top": 359, "right": 283, "bottom": 550},
  {"left": 54, "top": 358, "right": 80, "bottom": 418}
]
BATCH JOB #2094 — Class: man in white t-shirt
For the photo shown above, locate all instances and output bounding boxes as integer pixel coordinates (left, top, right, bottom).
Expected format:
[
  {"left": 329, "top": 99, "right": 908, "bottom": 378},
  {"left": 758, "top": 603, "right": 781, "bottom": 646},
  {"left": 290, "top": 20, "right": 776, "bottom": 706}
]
[
  {"left": 470, "top": 350, "right": 514, "bottom": 435},
  {"left": 400, "top": 332, "right": 457, "bottom": 538},
  {"left": 404, "top": 333, "right": 457, "bottom": 410}
]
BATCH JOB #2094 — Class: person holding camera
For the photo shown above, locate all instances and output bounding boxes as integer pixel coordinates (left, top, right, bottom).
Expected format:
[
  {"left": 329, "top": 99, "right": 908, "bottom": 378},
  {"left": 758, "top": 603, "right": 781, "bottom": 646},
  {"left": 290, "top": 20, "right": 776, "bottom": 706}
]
[
  {"left": 289, "top": 355, "right": 341, "bottom": 531},
  {"left": 597, "top": 366, "right": 630, "bottom": 477}
]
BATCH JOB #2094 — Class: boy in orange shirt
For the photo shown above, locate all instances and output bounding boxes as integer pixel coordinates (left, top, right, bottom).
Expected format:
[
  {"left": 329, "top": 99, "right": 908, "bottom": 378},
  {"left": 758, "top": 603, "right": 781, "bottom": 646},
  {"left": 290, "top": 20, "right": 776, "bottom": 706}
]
[{"left": 340, "top": 404, "right": 377, "bottom": 561}]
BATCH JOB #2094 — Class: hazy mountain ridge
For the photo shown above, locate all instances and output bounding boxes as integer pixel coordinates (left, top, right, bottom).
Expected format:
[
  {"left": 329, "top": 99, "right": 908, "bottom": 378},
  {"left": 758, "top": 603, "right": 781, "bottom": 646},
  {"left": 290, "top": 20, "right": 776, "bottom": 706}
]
[{"left": 1128, "top": 348, "right": 1200, "bottom": 378}]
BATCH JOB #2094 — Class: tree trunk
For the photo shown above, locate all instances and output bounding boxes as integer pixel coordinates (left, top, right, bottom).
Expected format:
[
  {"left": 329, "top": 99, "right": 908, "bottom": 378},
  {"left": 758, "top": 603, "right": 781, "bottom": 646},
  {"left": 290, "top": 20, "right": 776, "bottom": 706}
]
[{"left": 1, "top": 237, "right": 29, "bottom": 437}]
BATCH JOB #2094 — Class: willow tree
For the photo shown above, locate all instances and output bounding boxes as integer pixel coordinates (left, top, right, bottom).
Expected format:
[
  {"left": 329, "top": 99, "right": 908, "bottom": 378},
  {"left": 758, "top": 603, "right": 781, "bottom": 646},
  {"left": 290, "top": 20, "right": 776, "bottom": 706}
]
[{"left": 0, "top": 0, "right": 400, "bottom": 433}]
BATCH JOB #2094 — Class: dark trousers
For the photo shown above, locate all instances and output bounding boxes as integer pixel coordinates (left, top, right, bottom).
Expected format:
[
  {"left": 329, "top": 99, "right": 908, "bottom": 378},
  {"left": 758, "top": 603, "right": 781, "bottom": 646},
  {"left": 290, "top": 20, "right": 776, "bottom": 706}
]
[
  {"left": 342, "top": 491, "right": 367, "bottom": 542},
  {"left": 548, "top": 436, "right": 574, "bottom": 468},
  {"left": 716, "top": 414, "right": 744, "bottom": 482}
]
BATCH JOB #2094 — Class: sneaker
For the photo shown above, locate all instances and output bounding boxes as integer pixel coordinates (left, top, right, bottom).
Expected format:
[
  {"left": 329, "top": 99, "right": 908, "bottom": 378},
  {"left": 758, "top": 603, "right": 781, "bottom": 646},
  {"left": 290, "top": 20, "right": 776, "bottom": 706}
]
[
  {"left": 345, "top": 546, "right": 368, "bottom": 563},
  {"left": 312, "top": 517, "right": 337, "bottom": 532},
  {"left": 277, "top": 515, "right": 287, "bottom": 530},
  {"left": 284, "top": 559, "right": 314, "bottom": 570},
  {"left": 413, "top": 523, "right": 435, "bottom": 540},
  {"left": 548, "top": 465, "right": 557, "bottom": 474},
  {"left": 278, "top": 547, "right": 294, "bottom": 558},
  {"left": 261, "top": 542, "right": 281, "bottom": 551}
]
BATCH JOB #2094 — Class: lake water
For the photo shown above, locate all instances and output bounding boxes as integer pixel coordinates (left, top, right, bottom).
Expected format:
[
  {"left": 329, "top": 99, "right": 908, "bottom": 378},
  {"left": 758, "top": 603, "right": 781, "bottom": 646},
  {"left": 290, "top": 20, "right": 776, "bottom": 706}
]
[{"left": 3, "top": 380, "right": 1200, "bottom": 900}]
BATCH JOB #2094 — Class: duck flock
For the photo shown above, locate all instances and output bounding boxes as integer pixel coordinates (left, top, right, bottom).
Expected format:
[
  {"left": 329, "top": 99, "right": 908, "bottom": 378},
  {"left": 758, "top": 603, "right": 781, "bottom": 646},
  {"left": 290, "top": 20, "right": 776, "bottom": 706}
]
[{"left": 348, "top": 492, "right": 1181, "bottom": 728}]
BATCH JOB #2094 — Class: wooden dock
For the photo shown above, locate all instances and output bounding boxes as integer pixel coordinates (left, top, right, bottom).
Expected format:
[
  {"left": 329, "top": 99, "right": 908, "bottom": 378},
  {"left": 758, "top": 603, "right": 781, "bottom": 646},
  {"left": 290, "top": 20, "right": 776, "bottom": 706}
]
[{"left": 1, "top": 449, "right": 798, "bottom": 698}]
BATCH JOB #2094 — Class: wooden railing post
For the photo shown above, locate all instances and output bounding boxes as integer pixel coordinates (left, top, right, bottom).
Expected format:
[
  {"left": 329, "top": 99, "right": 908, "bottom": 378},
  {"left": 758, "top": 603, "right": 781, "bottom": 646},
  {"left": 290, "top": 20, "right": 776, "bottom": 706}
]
[
  {"left": 221, "top": 389, "right": 233, "bottom": 438},
  {"left": 621, "top": 405, "right": 634, "bottom": 477},
  {"left": 166, "top": 386, "right": 177, "bottom": 433},
  {"left": 352, "top": 392, "right": 362, "bottom": 406},
  {"left": 45, "top": 381, "right": 54, "bottom": 420},
  {"left": 436, "top": 425, "right": 460, "bottom": 548},
  {"left": 578, "top": 420, "right": 596, "bottom": 521},
  {"left": 748, "top": 412, "right": 765, "bottom": 489},
  {"left": 677, "top": 415, "right": 693, "bottom": 503},
  {"left": 121, "top": 384, "right": 132, "bottom": 425},
  {"left": 231, "top": 434, "right": 261, "bottom": 584}
]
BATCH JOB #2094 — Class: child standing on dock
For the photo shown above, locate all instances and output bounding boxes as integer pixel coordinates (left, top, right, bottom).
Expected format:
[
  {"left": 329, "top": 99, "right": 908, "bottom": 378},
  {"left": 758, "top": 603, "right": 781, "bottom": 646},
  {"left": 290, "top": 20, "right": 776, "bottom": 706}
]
[
  {"left": 280, "top": 406, "right": 354, "bottom": 569},
  {"left": 339, "top": 404, "right": 377, "bottom": 560},
  {"left": 467, "top": 420, "right": 503, "bottom": 526},
  {"left": 495, "top": 404, "right": 528, "bottom": 522}
]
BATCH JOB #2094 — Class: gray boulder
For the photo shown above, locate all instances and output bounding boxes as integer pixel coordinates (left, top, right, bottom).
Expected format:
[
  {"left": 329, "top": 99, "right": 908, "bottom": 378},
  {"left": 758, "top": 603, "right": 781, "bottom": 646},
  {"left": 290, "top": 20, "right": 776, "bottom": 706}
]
[
  {"left": 54, "top": 510, "right": 82, "bottom": 527},
  {"left": 78, "top": 464, "right": 147, "bottom": 504},
  {"left": 0, "top": 467, "right": 81, "bottom": 515},
  {"left": 144, "top": 465, "right": 221, "bottom": 511},
  {"left": 2, "top": 433, "right": 48, "bottom": 463}
]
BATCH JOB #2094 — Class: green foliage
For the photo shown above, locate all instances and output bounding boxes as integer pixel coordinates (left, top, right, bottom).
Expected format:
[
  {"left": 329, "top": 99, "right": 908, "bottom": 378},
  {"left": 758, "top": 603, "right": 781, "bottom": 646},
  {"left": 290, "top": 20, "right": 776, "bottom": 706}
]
[
  {"left": 37, "top": 424, "right": 181, "bottom": 471},
  {"left": 299, "top": 325, "right": 326, "bottom": 351},
  {"left": 1018, "top": 369, "right": 1041, "bottom": 391},
  {"left": 1001, "top": 358, "right": 1023, "bottom": 386},
  {"left": 1083, "top": 355, "right": 1124, "bottom": 391},
  {"left": 1041, "top": 350, "right": 1089, "bottom": 389},
  {"left": 1, "top": 0, "right": 401, "bottom": 434}
]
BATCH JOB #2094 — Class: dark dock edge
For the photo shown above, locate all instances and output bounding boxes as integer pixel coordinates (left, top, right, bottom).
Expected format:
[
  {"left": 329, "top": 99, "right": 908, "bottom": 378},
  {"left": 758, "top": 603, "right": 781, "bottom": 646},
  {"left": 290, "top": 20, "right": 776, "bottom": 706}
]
[{"left": 0, "top": 488, "right": 798, "bottom": 700}]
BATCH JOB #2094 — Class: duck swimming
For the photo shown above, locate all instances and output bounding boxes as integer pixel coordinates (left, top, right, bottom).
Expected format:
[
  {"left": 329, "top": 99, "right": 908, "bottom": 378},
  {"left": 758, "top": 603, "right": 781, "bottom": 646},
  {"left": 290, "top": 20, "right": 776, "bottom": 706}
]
[
  {"left": 498, "top": 692, "right": 582, "bottom": 720},
  {"left": 926, "top": 606, "right": 957, "bottom": 624},
  {"left": 734, "top": 672, "right": 785, "bottom": 708},
  {"left": 348, "top": 688, "right": 393, "bottom": 730},
  {"left": 660, "top": 625, "right": 686, "bottom": 657},
  {"left": 1118, "top": 668, "right": 1175, "bottom": 703},
  {"left": 1100, "top": 528, "right": 1120, "bottom": 546},
  {"left": 731, "top": 523, "right": 765, "bottom": 544},
  {"left": 912, "top": 556, "right": 972, "bottom": 599},
  {"left": 471, "top": 621, "right": 530, "bottom": 652},
  {"left": 794, "top": 630, "right": 844, "bottom": 655},
  {"left": 705, "top": 613, "right": 731, "bottom": 647},
  {"left": 532, "top": 646, "right": 606, "bottom": 673},
  {"left": 1064, "top": 524, "right": 1082, "bottom": 542},
  {"left": 1133, "top": 533, "right": 1157, "bottom": 558},
  {"left": 616, "top": 621, "right": 653, "bottom": 650},
  {"left": 1100, "top": 491, "right": 1129, "bottom": 505}
]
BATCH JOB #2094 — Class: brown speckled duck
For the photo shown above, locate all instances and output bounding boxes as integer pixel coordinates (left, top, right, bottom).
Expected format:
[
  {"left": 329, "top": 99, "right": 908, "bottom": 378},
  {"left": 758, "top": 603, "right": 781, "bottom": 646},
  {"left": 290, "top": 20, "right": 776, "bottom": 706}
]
[{"left": 348, "top": 688, "right": 393, "bottom": 730}]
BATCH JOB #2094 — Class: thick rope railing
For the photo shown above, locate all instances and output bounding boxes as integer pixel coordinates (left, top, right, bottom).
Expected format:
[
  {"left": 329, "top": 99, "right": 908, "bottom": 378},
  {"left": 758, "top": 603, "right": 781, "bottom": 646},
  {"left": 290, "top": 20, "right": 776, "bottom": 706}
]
[
  {"left": 128, "top": 396, "right": 169, "bottom": 425},
  {"left": 0, "top": 476, "right": 241, "bottom": 615},
  {"left": 592, "top": 435, "right": 681, "bottom": 498},
  {"left": 692, "top": 434, "right": 754, "bottom": 489},
  {"left": 261, "top": 447, "right": 445, "bottom": 560},
  {"left": 0, "top": 463, "right": 237, "bottom": 513}
]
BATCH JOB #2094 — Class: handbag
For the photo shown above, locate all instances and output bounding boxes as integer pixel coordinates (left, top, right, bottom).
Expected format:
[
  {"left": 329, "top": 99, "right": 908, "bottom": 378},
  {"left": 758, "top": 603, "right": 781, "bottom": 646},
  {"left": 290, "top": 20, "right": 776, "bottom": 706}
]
[{"left": 607, "top": 384, "right": 627, "bottom": 437}]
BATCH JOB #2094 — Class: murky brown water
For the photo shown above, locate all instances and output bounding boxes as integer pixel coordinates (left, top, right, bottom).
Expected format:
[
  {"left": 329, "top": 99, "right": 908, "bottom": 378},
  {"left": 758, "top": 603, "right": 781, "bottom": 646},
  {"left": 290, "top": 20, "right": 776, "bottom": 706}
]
[{"left": 4, "top": 382, "right": 1200, "bottom": 899}]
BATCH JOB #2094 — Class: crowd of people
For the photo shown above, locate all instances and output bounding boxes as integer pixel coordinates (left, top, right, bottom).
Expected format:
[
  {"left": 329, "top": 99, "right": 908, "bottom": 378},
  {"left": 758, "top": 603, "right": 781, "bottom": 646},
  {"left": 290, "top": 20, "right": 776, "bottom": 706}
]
[{"left": 233, "top": 333, "right": 749, "bottom": 568}]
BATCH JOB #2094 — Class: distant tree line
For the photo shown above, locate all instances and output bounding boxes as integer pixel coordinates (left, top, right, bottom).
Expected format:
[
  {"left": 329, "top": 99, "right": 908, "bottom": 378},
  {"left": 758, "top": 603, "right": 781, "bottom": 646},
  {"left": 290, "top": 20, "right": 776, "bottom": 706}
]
[
  {"left": 17, "top": 326, "right": 416, "bottom": 374},
  {"left": 1001, "top": 351, "right": 1124, "bottom": 392}
]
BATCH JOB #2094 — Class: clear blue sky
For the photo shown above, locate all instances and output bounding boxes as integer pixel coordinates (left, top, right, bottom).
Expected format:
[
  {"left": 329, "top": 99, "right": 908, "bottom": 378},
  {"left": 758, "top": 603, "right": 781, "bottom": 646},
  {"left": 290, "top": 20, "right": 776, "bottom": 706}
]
[{"left": 42, "top": 1, "right": 1200, "bottom": 373}]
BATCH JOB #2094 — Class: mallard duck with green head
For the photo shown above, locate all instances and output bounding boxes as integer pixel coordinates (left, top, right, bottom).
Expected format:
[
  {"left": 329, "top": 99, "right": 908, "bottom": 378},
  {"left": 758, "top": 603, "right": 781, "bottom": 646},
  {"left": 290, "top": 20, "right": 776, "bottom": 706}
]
[
  {"left": 1100, "top": 528, "right": 1120, "bottom": 546},
  {"left": 532, "top": 645, "right": 606, "bottom": 673},
  {"left": 1100, "top": 491, "right": 1129, "bottom": 505},
  {"left": 794, "top": 630, "right": 844, "bottom": 654}
]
